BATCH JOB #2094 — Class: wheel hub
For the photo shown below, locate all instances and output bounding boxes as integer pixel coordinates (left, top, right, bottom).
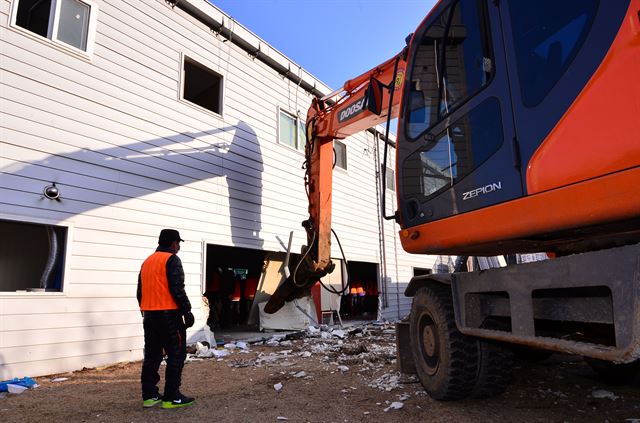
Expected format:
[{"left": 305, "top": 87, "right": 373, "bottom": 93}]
[
  {"left": 420, "top": 313, "right": 439, "bottom": 375},
  {"left": 423, "top": 326, "right": 436, "bottom": 356}
]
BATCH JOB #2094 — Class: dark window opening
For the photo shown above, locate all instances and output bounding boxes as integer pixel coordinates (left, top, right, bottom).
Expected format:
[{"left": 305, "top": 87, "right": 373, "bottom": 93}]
[
  {"left": 183, "top": 58, "right": 222, "bottom": 114},
  {"left": 0, "top": 219, "right": 66, "bottom": 292},
  {"left": 15, "top": 0, "right": 51, "bottom": 38},
  {"left": 509, "top": 0, "right": 599, "bottom": 107},
  {"left": 413, "top": 267, "right": 432, "bottom": 277},
  {"left": 14, "top": 0, "right": 92, "bottom": 51}
]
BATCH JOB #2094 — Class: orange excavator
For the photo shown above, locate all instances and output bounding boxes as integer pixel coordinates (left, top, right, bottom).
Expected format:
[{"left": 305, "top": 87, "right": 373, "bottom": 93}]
[{"left": 266, "top": 0, "right": 640, "bottom": 399}]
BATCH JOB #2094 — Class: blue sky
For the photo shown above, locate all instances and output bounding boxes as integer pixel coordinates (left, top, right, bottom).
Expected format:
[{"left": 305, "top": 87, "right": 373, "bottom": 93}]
[{"left": 209, "top": 0, "right": 437, "bottom": 90}]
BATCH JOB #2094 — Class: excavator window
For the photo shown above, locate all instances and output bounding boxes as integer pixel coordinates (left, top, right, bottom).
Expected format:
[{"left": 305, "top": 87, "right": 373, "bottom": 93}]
[
  {"left": 402, "top": 97, "right": 503, "bottom": 208},
  {"left": 406, "top": 0, "right": 492, "bottom": 141},
  {"left": 508, "top": 0, "right": 599, "bottom": 107}
]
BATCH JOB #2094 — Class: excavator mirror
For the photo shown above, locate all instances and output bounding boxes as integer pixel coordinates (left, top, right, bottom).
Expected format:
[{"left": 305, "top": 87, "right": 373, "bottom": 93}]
[{"left": 365, "top": 78, "right": 385, "bottom": 116}]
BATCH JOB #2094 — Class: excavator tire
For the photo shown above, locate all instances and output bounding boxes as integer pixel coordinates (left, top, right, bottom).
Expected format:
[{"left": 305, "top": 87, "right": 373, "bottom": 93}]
[
  {"left": 584, "top": 357, "right": 640, "bottom": 384},
  {"left": 471, "top": 338, "right": 514, "bottom": 398},
  {"left": 409, "top": 285, "right": 478, "bottom": 400}
]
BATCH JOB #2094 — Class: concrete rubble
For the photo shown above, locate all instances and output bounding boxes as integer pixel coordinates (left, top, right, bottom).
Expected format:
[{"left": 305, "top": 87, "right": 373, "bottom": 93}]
[{"left": 185, "top": 321, "right": 416, "bottom": 397}]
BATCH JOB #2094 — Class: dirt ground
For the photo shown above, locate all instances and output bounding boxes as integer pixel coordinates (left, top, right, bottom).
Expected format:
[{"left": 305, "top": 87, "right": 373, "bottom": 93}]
[{"left": 2, "top": 323, "right": 640, "bottom": 423}]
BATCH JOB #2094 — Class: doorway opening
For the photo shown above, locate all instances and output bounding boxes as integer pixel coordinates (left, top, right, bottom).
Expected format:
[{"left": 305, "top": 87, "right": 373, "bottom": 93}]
[
  {"left": 340, "top": 261, "right": 379, "bottom": 320},
  {"left": 204, "top": 244, "right": 266, "bottom": 333}
]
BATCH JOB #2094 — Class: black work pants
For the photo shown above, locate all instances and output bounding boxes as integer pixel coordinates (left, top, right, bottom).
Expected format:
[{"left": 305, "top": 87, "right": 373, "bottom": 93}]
[{"left": 141, "top": 311, "right": 186, "bottom": 400}]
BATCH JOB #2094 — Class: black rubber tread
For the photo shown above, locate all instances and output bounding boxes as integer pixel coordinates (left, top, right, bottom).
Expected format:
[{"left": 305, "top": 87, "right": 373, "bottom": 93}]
[
  {"left": 409, "top": 284, "right": 479, "bottom": 401},
  {"left": 584, "top": 357, "right": 640, "bottom": 384},
  {"left": 471, "top": 338, "right": 514, "bottom": 398}
]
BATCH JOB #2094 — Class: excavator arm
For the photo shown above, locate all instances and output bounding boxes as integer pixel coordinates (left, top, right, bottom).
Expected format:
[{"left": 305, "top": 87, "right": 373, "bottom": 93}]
[{"left": 264, "top": 51, "right": 407, "bottom": 314}]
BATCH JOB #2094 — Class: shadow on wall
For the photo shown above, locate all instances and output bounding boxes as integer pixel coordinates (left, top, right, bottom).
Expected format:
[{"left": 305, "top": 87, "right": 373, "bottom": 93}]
[{"left": 1, "top": 120, "right": 264, "bottom": 248}]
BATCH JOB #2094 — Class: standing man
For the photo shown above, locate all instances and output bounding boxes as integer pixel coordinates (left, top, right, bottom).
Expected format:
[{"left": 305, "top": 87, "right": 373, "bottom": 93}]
[{"left": 137, "top": 229, "right": 195, "bottom": 409}]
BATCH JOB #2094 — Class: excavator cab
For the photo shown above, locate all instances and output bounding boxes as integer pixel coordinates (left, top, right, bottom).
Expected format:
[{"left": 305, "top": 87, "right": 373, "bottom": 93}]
[{"left": 396, "top": 0, "right": 638, "bottom": 256}]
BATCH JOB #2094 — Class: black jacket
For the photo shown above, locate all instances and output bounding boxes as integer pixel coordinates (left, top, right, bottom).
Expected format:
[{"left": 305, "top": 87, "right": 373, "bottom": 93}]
[{"left": 136, "top": 246, "right": 192, "bottom": 314}]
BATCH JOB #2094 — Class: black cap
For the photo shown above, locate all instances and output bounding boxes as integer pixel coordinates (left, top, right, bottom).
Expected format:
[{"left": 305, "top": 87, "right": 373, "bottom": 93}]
[{"left": 158, "top": 229, "right": 184, "bottom": 243}]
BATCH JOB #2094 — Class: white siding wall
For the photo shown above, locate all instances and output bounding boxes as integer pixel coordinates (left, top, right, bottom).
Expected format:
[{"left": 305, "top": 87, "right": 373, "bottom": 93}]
[{"left": 0, "top": 0, "right": 433, "bottom": 379}]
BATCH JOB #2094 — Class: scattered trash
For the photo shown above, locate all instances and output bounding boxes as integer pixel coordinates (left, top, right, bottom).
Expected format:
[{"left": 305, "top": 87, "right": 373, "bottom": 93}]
[
  {"left": 0, "top": 377, "right": 37, "bottom": 393},
  {"left": 337, "top": 365, "right": 349, "bottom": 373},
  {"left": 384, "top": 401, "right": 404, "bottom": 412},
  {"left": 369, "top": 373, "right": 402, "bottom": 391},
  {"left": 591, "top": 389, "right": 619, "bottom": 400},
  {"left": 276, "top": 417, "right": 288, "bottom": 421},
  {"left": 7, "top": 385, "right": 28, "bottom": 394},
  {"left": 274, "top": 382, "right": 283, "bottom": 392},
  {"left": 51, "top": 378, "right": 68, "bottom": 383},
  {"left": 331, "top": 329, "right": 346, "bottom": 339},
  {"left": 293, "top": 371, "right": 307, "bottom": 378}
]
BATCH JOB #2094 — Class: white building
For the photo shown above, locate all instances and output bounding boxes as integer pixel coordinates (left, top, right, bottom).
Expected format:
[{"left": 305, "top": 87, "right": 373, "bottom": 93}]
[{"left": 0, "top": 0, "right": 439, "bottom": 379}]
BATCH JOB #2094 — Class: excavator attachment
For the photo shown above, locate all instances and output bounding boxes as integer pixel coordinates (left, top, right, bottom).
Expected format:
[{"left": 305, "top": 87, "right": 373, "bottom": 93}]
[{"left": 264, "top": 52, "right": 406, "bottom": 314}]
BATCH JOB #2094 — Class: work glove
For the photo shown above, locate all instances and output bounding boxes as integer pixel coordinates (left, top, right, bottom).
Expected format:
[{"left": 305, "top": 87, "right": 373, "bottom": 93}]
[{"left": 183, "top": 311, "right": 195, "bottom": 328}]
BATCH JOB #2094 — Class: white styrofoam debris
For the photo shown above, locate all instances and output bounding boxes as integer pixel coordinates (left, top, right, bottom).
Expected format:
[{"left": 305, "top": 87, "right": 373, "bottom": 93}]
[
  {"left": 398, "top": 394, "right": 410, "bottom": 401},
  {"left": 7, "top": 384, "right": 28, "bottom": 394},
  {"left": 368, "top": 372, "right": 402, "bottom": 391},
  {"left": 212, "top": 349, "right": 230, "bottom": 358},
  {"left": 276, "top": 417, "right": 288, "bottom": 421},
  {"left": 331, "top": 329, "right": 346, "bottom": 339},
  {"left": 293, "top": 371, "right": 307, "bottom": 378},
  {"left": 592, "top": 389, "right": 619, "bottom": 400},
  {"left": 299, "top": 351, "right": 312, "bottom": 358},
  {"left": 236, "top": 341, "right": 249, "bottom": 350},
  {"left": 51, "top": 378, "right": 68, "bottom": 383},
  {"left": 384, "top": 402, "right": 404, "bottom": 412},
  {"left": 274, "top": 382, "right": 283, "bottom": 391},
  {"left": 224, "top": 343, "right": 238, "bottom": 350},
  {"left": 337, "top": 365, "right": 349, "bottom": 372}
]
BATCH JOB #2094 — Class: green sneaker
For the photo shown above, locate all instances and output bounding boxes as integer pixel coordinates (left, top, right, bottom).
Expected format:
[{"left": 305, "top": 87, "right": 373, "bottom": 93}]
[
  {"left": 142, "top": 397, "right": 162, "bottom": 408},
  {"left": 162, "top": 393, "right": 195, "bottom": 409}
]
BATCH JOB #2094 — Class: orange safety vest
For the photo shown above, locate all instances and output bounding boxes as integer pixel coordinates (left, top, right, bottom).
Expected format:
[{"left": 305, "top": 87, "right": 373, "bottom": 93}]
[
  {"left": 206, "top": 272, "right": 221, "bottom": 293},
  {"left": 139, "top": 252, "right": 179, "bottom": 311},
  {"left": 231, "top": 278, "right": 242, "bottom": 301},
  {"left": 350, "top": 282, "right": 361, "bottom": 295},
  {"left": 244, "top": 276, "right": 258, "bottom": 299}
]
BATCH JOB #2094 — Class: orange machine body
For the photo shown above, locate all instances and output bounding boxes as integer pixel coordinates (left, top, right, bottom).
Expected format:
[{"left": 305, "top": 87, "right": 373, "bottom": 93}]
[{"left": 399, "top": 0, "right": 640, "bottom": 256}]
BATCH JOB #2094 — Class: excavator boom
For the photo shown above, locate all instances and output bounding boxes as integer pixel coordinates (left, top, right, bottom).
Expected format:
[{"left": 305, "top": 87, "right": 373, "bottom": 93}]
[{"left": 264, "top": 51, "right": 406, "bottom": 313}]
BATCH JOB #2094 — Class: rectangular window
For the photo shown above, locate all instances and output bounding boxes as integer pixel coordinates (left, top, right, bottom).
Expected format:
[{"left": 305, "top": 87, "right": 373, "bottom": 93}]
[
  {"left": 0, "top": 219, "right": 67, "bottom": 292},
  {"left": 278, "top": 109, "right": 305, "bottom": 150},
  {"left": 11, "top": 0, "right": 97, "bottom": 53},
  {"left": 334, "top": 140, "right": 347, "bottom": 170},
  {"left": 413, "top": 267, "right": 432, "bottom": 277},
  {"left": 385, "top": 167, "right": 395, "bottom": 191},
  {"left": 182, "top": 57, "right": 223, "bottom": 115}
]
